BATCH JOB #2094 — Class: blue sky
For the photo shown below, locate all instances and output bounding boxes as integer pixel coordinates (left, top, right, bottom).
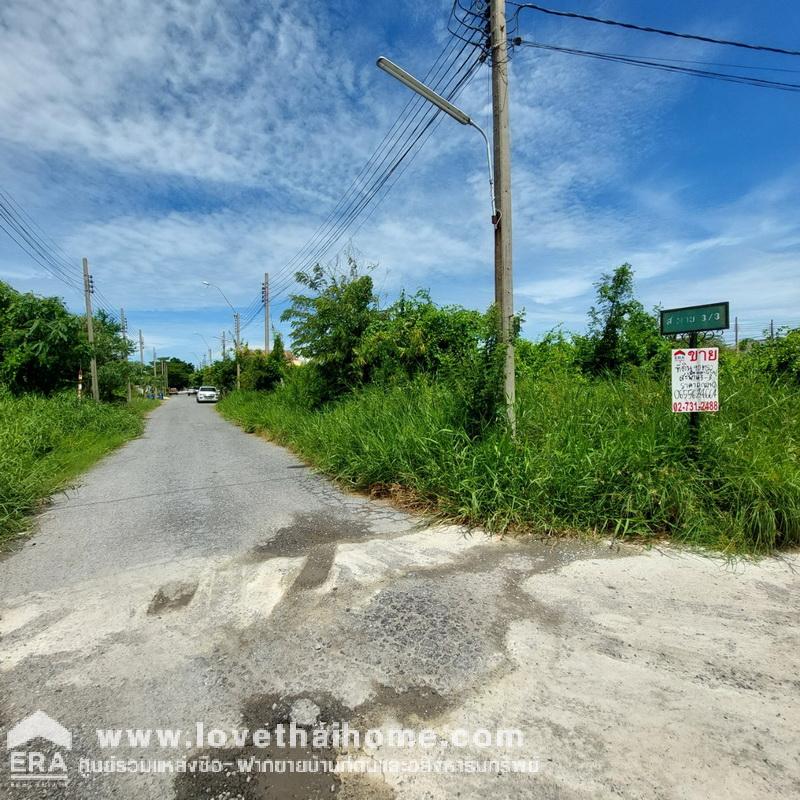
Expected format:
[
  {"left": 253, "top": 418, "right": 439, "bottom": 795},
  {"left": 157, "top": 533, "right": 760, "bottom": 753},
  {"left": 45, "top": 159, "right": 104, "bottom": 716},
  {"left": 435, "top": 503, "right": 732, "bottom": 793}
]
[{"left": 0, "top": 0, "right": 798, "bottom": 365}]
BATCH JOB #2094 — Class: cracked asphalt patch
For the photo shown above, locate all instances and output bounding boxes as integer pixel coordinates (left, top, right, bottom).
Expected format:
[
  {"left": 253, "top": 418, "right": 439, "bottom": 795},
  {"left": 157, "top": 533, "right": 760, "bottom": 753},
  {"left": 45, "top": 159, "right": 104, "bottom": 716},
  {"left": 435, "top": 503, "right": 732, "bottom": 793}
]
[{"left": 1, "top": 399, "right": 798, "bottom": 799}]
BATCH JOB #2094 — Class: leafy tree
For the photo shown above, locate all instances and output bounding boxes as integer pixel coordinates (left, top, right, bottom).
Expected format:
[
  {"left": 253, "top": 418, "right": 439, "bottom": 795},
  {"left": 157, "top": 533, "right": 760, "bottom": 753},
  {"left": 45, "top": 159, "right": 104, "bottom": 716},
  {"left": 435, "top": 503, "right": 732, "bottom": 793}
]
[
  {"left": 89, "top": 310, "right": 134, "bottom": 400},
  {"left": 0, "top": 281, "right": 85, "bottom": 394},
  {"left": 164, "top": 357, "right": 194, "bottom": 390},
  {"left": 575, "top": 264, "right": 667, "bottom": 375},
  {"left": 357, "top": 290, "right": 486, "bottom": 385},
  {"left": 749, "top": 326, "right": 800, "bottom": 384},
  {"left": 515, "top": 327, "right": 580, "bottom": 381},
  {"left": 203, "top": 357, "right": 238, "bottom": 392},
  {"left": 282, "top": 256, "right": 378, "bottom": 404},
  {"left": 240, "top": 334, "right": 287, "bottom": 391}
]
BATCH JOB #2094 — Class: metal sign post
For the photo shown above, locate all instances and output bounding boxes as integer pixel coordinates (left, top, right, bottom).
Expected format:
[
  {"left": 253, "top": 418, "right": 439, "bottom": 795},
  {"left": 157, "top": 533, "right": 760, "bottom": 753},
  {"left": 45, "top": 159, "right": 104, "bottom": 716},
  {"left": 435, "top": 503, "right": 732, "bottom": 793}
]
[{"left": 661, "top": 303, "right": 729, "bottom": 455}]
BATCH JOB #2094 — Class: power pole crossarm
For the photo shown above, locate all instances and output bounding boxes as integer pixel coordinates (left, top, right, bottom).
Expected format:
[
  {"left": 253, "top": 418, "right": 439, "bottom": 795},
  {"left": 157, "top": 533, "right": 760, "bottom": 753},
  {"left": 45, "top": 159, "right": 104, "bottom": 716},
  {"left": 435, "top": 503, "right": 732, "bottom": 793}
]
[
  {"left": 82, "top": 258, "right": 100, "bottom": 402},
  {"left": 490, "top": 0, "right": 516, "bottom": 433}
]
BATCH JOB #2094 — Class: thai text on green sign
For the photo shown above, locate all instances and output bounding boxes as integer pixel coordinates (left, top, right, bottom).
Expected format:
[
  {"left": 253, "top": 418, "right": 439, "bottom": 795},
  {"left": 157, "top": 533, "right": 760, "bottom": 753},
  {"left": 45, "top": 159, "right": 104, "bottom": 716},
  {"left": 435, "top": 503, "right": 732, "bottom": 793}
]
[{"left": 660, "top": 302, "right": 729, "bottom": 335}]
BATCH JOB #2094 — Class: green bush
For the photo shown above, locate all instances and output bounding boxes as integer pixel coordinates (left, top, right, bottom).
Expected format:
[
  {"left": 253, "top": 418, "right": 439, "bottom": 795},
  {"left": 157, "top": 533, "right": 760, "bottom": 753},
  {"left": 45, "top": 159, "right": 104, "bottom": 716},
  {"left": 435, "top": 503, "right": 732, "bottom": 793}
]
[
  {"left": 747, "top": 326, "right": 800, "bottom": 384},
  {"left": 240, "top": 333, "right": 288, "bottom": 391}
]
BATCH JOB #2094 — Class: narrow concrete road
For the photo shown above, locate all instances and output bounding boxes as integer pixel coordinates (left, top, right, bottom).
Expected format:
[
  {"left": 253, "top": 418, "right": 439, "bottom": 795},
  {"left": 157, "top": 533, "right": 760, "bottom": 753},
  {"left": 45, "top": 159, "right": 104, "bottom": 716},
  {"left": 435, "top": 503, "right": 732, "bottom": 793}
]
[{"left": 1, "top": 399, "right": 798, "bottom": 799}]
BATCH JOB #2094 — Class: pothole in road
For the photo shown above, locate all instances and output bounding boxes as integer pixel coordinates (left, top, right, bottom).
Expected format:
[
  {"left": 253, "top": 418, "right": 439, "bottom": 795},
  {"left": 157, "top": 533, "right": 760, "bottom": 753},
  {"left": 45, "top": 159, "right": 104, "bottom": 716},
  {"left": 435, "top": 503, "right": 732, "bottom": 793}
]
[{"left": 147, "top": 579, "right": 198, "bottom": 614}]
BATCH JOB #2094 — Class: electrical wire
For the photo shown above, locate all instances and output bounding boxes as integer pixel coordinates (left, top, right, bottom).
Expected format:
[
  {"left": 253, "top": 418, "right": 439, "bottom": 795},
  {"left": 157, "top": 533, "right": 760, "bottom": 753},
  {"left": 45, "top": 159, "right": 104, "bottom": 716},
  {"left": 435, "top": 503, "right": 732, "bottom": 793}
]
[
  {"left": 509, "top": 3, "right": 800, "bottom": 57},
  {"left": 268, "top": 38, "right": 482, "bottom": 297},
  {"left": 0, "top": 198, "right": 82, "bottom": 291},
  {"left": 514, "top": 40, "right": 800, "bottom": 92},
  {"left": 238, "top": 11, "right": 486, "bottom": 315},
  {"left": 266, "top": 45, "right": 485, "bottom": 305},
  {"left": 0, "top": 187, "right": 123, "bottom": 325}
]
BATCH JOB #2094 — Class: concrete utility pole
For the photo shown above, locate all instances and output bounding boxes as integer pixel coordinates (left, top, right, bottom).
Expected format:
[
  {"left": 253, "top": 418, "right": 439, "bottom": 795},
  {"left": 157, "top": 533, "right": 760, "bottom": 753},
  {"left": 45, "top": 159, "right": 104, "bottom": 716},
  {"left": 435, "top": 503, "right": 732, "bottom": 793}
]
[
  {"left": 234, "top": 312, "right": 241, "bottom": 390},
  {"left": 490, "top": 0, "right": 516, "bottom": 433},
  {"left": 263, "top": 272, "right": 270, "bottom": 354},
  {"left": 120, "top": 307, "right": 132, "bottom": 403},
  {"left": 139, "top": 329, "right": 144, "bottom": 366},
  {"left": 82, "top": 258, "right": 100, "bottom": 402},
  {"left": 221, "top": 331, "right": 227, "bottom": 360},
  {"left": 153, "top": 348, "right": 157, "bottom": 376}
]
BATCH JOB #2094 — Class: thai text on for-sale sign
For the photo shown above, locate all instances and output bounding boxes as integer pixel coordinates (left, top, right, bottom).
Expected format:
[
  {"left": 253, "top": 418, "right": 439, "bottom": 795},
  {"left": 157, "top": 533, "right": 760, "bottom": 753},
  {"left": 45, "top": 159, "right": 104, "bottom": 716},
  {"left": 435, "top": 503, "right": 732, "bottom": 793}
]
[{"left": 671, "top": 348, "right": 719, "bottom": 413}]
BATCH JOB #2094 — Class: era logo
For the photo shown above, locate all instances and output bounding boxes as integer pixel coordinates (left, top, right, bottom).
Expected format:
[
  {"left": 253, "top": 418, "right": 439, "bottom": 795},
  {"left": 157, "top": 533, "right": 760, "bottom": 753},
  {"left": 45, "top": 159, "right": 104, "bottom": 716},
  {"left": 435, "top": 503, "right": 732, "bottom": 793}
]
[{"left": 6, "top": 710, "right": 71, "bottom": 785}]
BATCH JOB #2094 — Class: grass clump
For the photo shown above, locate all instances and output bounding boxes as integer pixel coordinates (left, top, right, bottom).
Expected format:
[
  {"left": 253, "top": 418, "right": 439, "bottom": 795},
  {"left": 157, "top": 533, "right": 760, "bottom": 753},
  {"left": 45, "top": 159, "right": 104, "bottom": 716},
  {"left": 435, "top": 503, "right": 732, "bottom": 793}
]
[{"left": 0, "top": 393, "right": 157, "bottom": 540}]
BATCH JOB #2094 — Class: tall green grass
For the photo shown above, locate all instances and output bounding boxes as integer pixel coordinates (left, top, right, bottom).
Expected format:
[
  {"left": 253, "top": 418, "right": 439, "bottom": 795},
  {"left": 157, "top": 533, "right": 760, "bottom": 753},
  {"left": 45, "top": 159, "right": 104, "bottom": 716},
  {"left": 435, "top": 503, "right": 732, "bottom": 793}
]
[
  {"left": 0, "top": 393, "right": 157, "bottom": 540},
  {"left": 219, "top": 369, "right": 800, "bottom": 554}
]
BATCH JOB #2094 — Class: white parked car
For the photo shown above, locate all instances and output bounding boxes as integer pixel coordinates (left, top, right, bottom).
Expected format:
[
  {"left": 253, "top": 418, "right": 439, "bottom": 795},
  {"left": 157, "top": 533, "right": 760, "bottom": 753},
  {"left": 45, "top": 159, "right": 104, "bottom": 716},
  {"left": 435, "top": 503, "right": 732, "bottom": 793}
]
[{"left": 196, "top": 386, "right": 219, "bottom": 403}]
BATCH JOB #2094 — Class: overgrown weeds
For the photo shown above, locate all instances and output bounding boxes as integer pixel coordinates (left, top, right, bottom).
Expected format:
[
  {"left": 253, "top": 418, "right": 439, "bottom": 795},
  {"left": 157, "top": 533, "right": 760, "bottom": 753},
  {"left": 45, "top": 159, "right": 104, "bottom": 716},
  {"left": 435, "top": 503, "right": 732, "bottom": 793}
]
[
  {"left": 219, "top": 366, "right": 800, "bottom": 555},
  {"left": 0, "top": 393, "right": 157, "bottom": 540}
]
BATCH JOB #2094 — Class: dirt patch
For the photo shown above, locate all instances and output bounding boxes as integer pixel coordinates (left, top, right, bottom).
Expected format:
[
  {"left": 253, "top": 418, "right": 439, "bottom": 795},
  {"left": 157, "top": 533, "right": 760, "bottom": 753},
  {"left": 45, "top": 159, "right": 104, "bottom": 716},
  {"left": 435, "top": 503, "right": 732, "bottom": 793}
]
[
  {"left": 357, "top": 684, "right": 450, "bottom": 727},
  {"left": 246, "top": 512, "right": 375, "bottom": 561},
  {"left": 289, "top": 542, "right": 337, "bottom": 593},
  {"left": 173, "top": 692, "right": 394, "bottom": 800},
  {"left": 147, "top": 579, "right": 198, "bottom": 614},
  {"left": 245, "top": 511, "right": 408, "bottom": 594}
]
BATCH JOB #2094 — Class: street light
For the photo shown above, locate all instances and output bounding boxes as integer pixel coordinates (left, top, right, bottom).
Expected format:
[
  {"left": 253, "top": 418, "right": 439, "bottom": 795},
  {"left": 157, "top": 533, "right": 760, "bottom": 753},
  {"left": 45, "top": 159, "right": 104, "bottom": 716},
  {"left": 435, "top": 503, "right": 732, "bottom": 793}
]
[
  {"left": 202, "top": 281, "right": 240, "bottom": 389},
  {"left": 376, "top": 57, "right": 495, "bottom": 218},
  {"left": 377, "top": 55, "right": 515, "bottom": 431}
]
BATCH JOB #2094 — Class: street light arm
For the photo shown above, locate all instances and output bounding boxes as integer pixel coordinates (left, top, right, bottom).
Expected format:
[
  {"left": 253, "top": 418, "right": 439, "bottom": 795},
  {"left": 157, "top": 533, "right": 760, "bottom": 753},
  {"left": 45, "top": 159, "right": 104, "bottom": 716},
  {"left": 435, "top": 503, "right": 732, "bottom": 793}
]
[
  {"left": 377, "top": 56, "right": 496, "bottom": 223},
  {"left": 202, "top": 281, "right": 236, "bottom": 313},
  {"left": 468, "top": 121, "right": 498, "bottom": 224}
]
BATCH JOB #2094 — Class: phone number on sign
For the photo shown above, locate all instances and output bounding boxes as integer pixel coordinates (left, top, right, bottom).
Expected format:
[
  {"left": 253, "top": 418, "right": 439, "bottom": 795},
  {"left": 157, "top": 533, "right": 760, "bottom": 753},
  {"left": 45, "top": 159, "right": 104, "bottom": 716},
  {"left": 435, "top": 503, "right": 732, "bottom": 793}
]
[{"left": 672, "top": 401, "right": 719, "bottom": 413}]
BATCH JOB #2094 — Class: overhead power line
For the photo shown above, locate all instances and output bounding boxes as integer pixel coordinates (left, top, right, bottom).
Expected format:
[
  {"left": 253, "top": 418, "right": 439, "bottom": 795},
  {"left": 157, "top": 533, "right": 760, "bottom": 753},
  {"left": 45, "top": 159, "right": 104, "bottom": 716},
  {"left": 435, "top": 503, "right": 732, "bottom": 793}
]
[
  {"left": 509, "top": 3, "right": 800, "bottom": 57},
  {"left": 239, "top": 7, "right": 487, "bottom": 318},
  {"left": 514, "top": 40, "right": 800, "bottom": 92},
  {"left": 265, "top": 49, "right": 484, "bottom": 307},
  {"left": 0, "top": 187, "right": 121, "bottom": 322}
]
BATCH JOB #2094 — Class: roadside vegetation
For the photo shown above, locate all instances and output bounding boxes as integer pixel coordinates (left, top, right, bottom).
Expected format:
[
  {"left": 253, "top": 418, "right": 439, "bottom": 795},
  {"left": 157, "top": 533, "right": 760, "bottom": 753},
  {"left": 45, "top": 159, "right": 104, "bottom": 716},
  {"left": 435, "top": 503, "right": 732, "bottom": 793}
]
[
  {"left": 219, "top": 258, "right": 800, "bottom": 555},
  {"left": 0, "top": 280, "right": 161, "bottom": 540},
  {"left": 0, "top": 393, "right": 156, "bottom": 540}
]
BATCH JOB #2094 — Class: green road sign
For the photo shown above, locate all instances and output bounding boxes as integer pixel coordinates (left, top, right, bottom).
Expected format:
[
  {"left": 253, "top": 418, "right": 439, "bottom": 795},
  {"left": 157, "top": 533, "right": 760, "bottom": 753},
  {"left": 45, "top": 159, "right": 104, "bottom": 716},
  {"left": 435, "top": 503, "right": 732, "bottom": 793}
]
[{"left": 660, "top": 302, "right": 729, "bottom": 335}]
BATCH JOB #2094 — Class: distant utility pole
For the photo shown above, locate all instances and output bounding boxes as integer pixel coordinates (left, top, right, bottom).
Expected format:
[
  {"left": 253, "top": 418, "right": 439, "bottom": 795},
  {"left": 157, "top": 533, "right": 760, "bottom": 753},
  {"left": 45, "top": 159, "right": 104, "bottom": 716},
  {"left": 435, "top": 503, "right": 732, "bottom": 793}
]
[
  {"left": 221, "top": 331, "right": 227, "bottom": 359},
  {"left": 262, "top": 272, "right": 270, "bottom": 354},
  {"left": 734, "top": 316, "right": 739, "bottom": 351},
  {"left": 153, "top": 348, "right": 157, "bottom": 376},
  {"left": 82, "top": 258, "right": 100, "bottom": 401},
  {"left": 490, "top": 0, "right": 516, "bottom": 433},
  {"left": 234, "top": 312, "right": 241, "bottom": 390},
  {"left": 208, "top": 347, "right": 212, "bottom": 365},
  {"left": 139, "top": 329, "right": 144, "bottom": 366},
  {"left": 120, "top": 307, "right": 131, "bottom": 403}
]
